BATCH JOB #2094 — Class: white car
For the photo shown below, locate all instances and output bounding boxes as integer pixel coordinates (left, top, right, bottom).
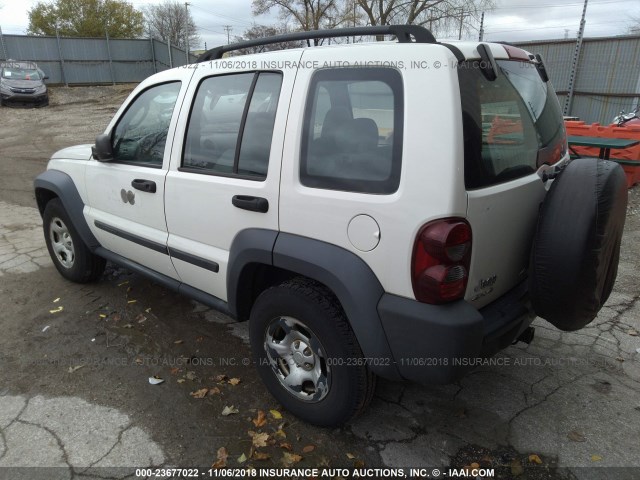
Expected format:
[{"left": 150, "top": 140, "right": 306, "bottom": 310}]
[{"left": 34, "top": 25, "right": 628, "bottom": 426}]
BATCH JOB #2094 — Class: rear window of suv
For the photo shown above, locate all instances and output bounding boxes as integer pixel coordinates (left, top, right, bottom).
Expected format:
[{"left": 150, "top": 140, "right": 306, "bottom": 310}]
[{"left": 459, "top": 60, "right": 566, "bottom": 189}]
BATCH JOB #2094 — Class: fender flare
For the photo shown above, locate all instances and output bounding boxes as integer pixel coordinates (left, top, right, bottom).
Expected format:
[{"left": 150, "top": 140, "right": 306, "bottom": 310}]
[
  {"left": 227, "top": 229, "right": 401, "bottom": 380},
  {"left": 33, "top": 169, "right": 100, "bottom": 250}
]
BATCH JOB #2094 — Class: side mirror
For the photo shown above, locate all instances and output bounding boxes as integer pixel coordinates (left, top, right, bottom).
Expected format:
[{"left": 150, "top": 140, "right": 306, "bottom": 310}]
[
  {"left": 43, "top": 75, "right": 49, "bottom": 80},
  {"left": 92, "top": 133, "right": 114, "bottom": 162}
]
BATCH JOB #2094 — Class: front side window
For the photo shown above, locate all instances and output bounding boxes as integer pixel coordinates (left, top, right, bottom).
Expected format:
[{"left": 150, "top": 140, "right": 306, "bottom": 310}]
[
  {"left": 459, "top": 60, "right": 565, "bottom": 189},
  {"left": 301, "top": 68, "right": 404, "bottom": 194},
  {"left": 111, "top": 82, "right": 181, "bottom": 167},
  {"left": 182, "top": 72, "right": 283, "bottom": 180}
]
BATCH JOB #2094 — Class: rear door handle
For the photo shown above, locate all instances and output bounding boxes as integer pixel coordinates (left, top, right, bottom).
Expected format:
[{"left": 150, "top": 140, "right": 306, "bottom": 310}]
[
  {"left": 131, "top": 179, "right": 156, "bottom": 193},
  {"left": 232, "top": 195, "right": 269, "bottom": 213}
]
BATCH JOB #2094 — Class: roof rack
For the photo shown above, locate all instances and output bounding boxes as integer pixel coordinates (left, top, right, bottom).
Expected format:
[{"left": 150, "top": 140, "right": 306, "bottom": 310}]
[{"left": 197, "top": 25, "right": 437, "bottom": 63}]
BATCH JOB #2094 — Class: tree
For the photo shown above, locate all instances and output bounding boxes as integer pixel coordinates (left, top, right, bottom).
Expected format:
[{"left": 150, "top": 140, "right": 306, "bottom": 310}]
[
  {"left": 143, "top": 1, "right": 200, "bottom": 50},
  {"left": 27, "top": 0, "right": 144, "bottom": 38},
  {"left": 233, "top": 23, "right": 304, "bottom": 55},
  {"left": 252, "top": 0, "right": 350, "bottom": 35},
  {"left": 356, "top": 0, "right": 493, "bottom": 39}
]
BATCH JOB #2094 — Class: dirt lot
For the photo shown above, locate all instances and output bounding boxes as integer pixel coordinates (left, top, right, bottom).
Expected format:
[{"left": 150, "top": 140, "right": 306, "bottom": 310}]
[{"left": 0, "top": 86, "right": 639, "bottom": 480}]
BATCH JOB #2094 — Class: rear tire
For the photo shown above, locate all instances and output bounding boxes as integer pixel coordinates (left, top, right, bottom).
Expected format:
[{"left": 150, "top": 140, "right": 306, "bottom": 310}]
[
  {"left": 249, "top": 278, "right": 375, "bottom": 427},
  {"left": 43, "top": 198, "right": 105, "bottom": 283}
]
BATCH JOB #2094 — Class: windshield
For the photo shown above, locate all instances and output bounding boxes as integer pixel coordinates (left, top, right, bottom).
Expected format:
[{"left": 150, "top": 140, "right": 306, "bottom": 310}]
[
  {"left": 2, "top": 68, "right": 42, "bottom": 80},
  {"left": 459, "top": 59, "right": 566, "bottom": 189}
]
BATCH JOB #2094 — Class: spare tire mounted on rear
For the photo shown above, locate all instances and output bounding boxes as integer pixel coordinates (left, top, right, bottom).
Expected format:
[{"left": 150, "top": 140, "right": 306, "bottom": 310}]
[{"left": 530, "top": 158, "right": 628, "bottom": 331}]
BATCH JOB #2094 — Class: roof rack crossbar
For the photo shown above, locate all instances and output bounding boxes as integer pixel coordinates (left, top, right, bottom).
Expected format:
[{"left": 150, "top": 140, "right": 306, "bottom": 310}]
[{"left": 197, "top": 25, "right": 436, "bottom": 63}]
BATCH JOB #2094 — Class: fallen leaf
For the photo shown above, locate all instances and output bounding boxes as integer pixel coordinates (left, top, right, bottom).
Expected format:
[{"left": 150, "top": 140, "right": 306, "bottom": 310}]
[
  {"left": 591, "top": 455, "right": 603, "bottom": 462},
  {"left": 209, "top": 387, "right": 221, "bottom": 395},
  {"left": 191, "top": 388, "right": 209, "bottom": 399},
  {"left": 250, "top": 431, "right": 270, "bottom": 448},
  {"left": 354, "top": 460, "right": 365, "bottom": 468},
  {"left": 148, "top": 376, "right": 165, "bottom": 385},
  {"left": 99, "top": 314, "right": 107, "bottom": 319},
  {"left": 122, "top": 323, "right": 133, "bottom": 329},
  {"left": 346, "top": 453, "right": 356, "bottom": 459},
  {"left": 211, "top": 447, "right": 228, "bottom": 468},
  {"left": 127, "top": 300, "right": 137, "bottom": 304},
  {"left": 42, "top": 325, "right": 50, "bottom": 332},
  {"left": 302, "top": 445, "right": 315, "bottom": 454},
  {"left": 68, "top": 365, "right": 84, "bottom": 373},
  {"left": 53, "top": 297, "right": 60, "bottom": 303},
  {"left": 616, "top": 357, "right": 625, "bottom": 362},
  {"left": 118, "top": 281, "right": 129, "bottom": 287},
  {"left": 237, "top": 453, "right": 247, "bottom": 464},
  {"left": 186, "top": 371, "right": 196, "bottom": 380},
  {"left": 567, "top": 431, "right": 587, "bottom": 442},
  {"left": 174, "top": 339, "right": 184, "bottom": 344},
  {"left": 134, "top": 357, "right": 144, "bottom": 365},
  {"left": 49, "top": 306, "right": 64, "bottom": 314},
  {"left": 510, "top": 459, "right": 524, "bottom": 476},
  {"left": 145, "top": 307, "right": 151, "bottom": 313},
  {"left": 282, "top": 452, "right": 302, "bottom": 466},
  {"left": 222, "top": 405, "right": 239, "bottom": 416},
  {"left": 170, "top": 367, "right": 180, "bottom": 375},
  {"left": 136, "top": 314, "right": 147, "bottom": 324},
  {"left": 228, "top": 377, "right": 241, "bottom": 386},
  {"left": 470, "top": 462, "right": 480, "bottom": 469},
  {"left": 214, "top": 374, "right": 228, "bottom": 382},
  {"left": 274, "top": 429, "right": 287, "bottom": 439},
  {"left": 253, "top": 452, "right": 270, "bottom": 461},
  {"left": 253, "top": 410, "right": 267, "bottom": 427},
  {"left": 196, "top": 336, "right": 205, "bottom": 343},
  {"left": 627, "top": 329, "right": 638, "bottom": 336},
  {"left": 280, "top": 442, "right": 293, "bottom": 451},
  {"left": 177, "top": 379, "right": 186, "bottom": 384},
  {"left": 528, "top": 454, "right": 543, "bottom": 464},
  {"left": 270, "top": 410, "right": 283, "bottom": 420}
]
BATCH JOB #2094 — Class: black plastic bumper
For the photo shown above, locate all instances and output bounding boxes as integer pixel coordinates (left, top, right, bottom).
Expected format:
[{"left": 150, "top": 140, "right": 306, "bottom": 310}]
[{"left": 378, "top": 281, "right": 535, "bottom": 384}]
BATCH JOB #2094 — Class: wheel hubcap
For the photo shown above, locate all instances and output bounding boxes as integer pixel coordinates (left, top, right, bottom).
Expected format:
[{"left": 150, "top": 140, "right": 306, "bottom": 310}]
[
  {"left": 264, "top": 316, "right": 330, "bottom": 402},
  {"left": 49, "top": 217, "right": 75, "bottom": 269}
]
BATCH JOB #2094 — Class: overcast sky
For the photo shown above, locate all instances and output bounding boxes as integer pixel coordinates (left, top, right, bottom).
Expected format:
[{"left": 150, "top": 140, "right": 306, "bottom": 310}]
[{"left": 1, "top": 0, "right": 639, "bottom": 48}]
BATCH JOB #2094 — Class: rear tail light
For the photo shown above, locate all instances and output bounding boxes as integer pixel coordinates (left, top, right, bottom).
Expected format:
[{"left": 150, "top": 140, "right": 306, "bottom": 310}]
[{"left": 411, "top": 218, "right": 472, "bottom": 304}]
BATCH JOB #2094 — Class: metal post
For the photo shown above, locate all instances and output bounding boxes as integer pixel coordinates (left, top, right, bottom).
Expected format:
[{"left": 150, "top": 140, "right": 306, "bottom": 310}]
[
  {"left": 479, "top": 12, "right": 485, "bottom": 41},
  {"left": 150, "top": 37, "right": 157, "bottom": 73},
  {"left": 105, "top": 29, "right": 115, "bottom": 85},
  {"left": 167, "top": 37, "right": 173, "bottom": 68},
  {"left": 55, "top": 26, "right": 68, "bottom": 87},
  {"left": 564, "top": 0, "right": 588, "bottom": 116},
  {"left": 0, "top": 25, "right": 8, "bottom": 60},
  {"left": 184, "top": 2, "right": 191, "bottom": 63}
]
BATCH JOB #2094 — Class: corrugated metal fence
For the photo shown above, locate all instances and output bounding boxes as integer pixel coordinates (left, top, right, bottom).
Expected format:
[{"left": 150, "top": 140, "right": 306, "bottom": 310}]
[
  {"left": 515, "top": 35, "right": 640, "bottom": 124},
  {"left": 1, "top": 31, "right": 639, "bottom": 124},
  {"left": 0, "top": 33, "right": 197, "bottom": 85}
]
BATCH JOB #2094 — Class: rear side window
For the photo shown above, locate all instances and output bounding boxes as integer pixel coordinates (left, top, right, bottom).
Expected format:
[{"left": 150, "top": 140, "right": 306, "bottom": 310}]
[
  {"left": 301, "top": 68, "right": 403, "bottom": 194},
  {"left": 182, "top": 72, "right": 282, "bottom": 180},
  {"left": 459, "top": 60, "right": 565, "bottom": 189}
]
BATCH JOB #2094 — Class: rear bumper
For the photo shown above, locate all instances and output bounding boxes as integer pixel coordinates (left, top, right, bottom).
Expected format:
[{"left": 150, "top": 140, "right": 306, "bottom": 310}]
[{"left": 378, "top": 281, "right": 535, "bottom": 384}]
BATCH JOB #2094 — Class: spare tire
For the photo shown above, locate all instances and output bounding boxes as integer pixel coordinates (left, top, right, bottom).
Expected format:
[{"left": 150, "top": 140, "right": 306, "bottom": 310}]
[{"left": 530, "top": 158, "right": 627, "bottom": 331}]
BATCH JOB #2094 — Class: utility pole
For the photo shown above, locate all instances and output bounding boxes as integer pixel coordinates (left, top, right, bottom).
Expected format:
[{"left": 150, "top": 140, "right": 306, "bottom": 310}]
[
  {"left": 184, "top": 2, "right": 191, "bottom": 63},
  {"left": 564, "top": 0, "right": 588, "bottom": 116},
  {"left": 478, "top": 12, "right": 485, "bottom": 41},
  {"left": 224, "top": 25, "right": 233, "bottom": 45}
]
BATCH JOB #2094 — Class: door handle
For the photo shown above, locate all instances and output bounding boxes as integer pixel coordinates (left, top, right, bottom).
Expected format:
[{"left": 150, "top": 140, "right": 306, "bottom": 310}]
[
  {"left": 131, "top": 179, "right": 156, "bottom": 193},
  {"left": 232, "top": 195, "right": 269, "bottom": 213}
]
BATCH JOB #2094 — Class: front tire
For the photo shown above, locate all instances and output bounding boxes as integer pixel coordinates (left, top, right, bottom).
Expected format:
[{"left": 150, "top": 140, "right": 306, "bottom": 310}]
[
  {"left": 43, "top": 198, "right": 105, "bottom": 283},
  {"left": 249, "top": 278, "right": 375, "bottom": 427}
]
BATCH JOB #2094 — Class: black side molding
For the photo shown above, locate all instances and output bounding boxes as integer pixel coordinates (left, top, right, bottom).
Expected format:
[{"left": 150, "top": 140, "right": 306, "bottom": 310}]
[
  {"left": 94, "top": 220, "right": 168, "bottom": 255},
  {"left": 169, "top": 247, "right": 219, "bottom": 273}
]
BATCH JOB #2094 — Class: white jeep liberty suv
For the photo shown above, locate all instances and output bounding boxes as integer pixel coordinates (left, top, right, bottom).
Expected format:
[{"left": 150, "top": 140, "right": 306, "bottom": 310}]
[{"left": 35, "top": 26, "right": 628, "bottom": 426}]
